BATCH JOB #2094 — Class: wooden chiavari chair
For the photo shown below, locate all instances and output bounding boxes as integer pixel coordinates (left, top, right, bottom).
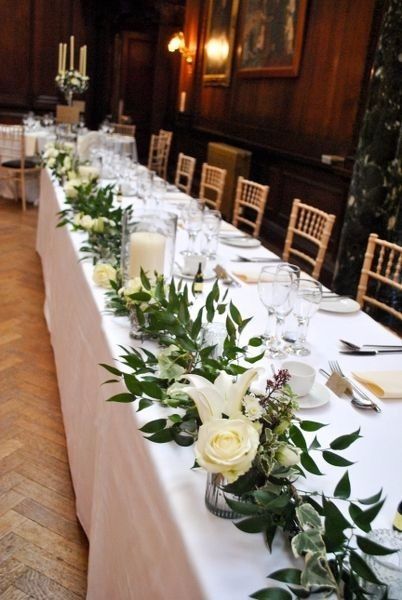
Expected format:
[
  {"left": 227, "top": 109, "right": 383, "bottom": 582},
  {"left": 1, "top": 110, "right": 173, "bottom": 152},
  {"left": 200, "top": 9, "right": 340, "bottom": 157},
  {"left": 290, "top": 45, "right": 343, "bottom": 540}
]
[
  {"left": 199, "top": 163, "right": 226, "bottom": 210},
  {"left": 111, "top": 123, "right": 136, "bottom": 137},
  {"left": 174, "top": 153, "right": 196, "bottom": 195},
  {"left": 232, "top": 176, "right": 269, "bottom": 237},
  {"left": 283, "top": 198, "right": 336, "bottom": 279},
  {"left": 357, "top": 233, "right": 402, "bottom": 323},
  {"left": 147, "top": 130, "right": 173, "bottom": 179},
  {"left": 0, "top": 125, "right": 40, "bottom": 211}
]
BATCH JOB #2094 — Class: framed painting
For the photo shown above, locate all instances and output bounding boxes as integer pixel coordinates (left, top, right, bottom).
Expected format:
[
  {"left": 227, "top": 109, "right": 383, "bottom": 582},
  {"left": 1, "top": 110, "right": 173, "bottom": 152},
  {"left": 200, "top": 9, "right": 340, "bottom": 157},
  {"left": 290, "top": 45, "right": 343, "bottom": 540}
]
[
  {"left": 203, "top": 0, "right": 239, "bottom": 86},
  {"left": 238, "top": 0, "right": 308, "bottom": 77}
]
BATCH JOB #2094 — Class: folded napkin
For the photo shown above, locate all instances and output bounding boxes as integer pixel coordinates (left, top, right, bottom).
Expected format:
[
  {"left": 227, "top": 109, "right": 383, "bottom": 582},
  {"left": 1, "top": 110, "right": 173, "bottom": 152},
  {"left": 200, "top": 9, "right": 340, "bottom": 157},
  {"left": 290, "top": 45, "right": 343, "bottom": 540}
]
[
  {"left": 231, "top": 266, "right": 265, "bottom": 284},
  {"left": 352, "top": 371, "right": 402, "bottom": 399}
]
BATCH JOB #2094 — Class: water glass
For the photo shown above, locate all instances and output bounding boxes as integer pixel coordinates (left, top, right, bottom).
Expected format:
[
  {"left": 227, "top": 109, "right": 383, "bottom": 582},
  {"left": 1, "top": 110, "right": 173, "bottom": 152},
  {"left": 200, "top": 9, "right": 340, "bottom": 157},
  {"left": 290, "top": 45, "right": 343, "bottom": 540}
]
[
  {"left": 289, "top": 278, "right": 322, "bottom": 356},
  {"left": 182, "top": 203, "right": 204, "bottom": 255},
  {"left": 201, "top": 209, "right": 221, "bottom": 260}
]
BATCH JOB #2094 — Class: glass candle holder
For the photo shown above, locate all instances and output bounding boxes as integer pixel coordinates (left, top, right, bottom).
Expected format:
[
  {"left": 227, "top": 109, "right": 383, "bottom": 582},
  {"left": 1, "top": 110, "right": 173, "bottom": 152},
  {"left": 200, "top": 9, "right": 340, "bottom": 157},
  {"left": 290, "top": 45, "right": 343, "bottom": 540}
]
[{"left": 121, "top": 209, "right": 177, "bottom": 282}]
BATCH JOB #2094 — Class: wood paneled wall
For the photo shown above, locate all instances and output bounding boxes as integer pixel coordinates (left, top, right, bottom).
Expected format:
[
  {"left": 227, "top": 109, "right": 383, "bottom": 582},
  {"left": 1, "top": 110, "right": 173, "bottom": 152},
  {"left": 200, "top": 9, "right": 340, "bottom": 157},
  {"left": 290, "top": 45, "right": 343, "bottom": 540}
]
[
  {"left": 0, "top": 0, "right": 89, "bottom": 121},
  {"left": 176, "top": 0, "right": 384, "bottom": 281}
]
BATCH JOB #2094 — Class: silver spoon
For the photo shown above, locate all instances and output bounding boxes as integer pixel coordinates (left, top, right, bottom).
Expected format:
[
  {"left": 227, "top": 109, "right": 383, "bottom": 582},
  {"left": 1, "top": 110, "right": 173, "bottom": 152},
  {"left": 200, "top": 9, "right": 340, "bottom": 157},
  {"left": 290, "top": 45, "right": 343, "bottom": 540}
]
[
  {"left": 319, "top": 369, "right": 378, "bottom": 411},
  {"left": 340, "top": 339, "right": 402, "bottom": 351}
]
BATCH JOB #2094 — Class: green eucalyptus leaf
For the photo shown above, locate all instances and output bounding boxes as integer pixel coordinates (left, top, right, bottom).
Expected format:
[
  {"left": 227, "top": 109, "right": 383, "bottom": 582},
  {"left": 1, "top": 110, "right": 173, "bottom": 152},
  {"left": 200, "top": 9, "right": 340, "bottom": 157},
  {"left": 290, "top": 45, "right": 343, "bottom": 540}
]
[
  {"left": 349, "top": 550, "right": 382, "bottom": 584},
  {"left": 146, "top": 428, "right": 174, "bottom": 443},
  {"left": 299, "top": 421, "right": 328, "bottom": 432},
  {"left": 322, "top": 451, "right": 355, "bottom": 467},
  {"left": 269, "top": 568, "right": 301, "bottom": 585},
  {"left": 300, "top": 452, "right": 324, "bottom": 476},
  {"left": 225, "top": 315, "right": 236, "bottom": 337},
  {"left": 107, "top": 393, "right": 135, "bottom": 403},
  {"left": 356, "top": 535, "right": 397, "bottom": 556},
  {"left": 330, "top": 428, "right": 361, "bottom": 450},
  {"left": 358, "top": 489, "right": 383, "bottom": 505},
  {"left": 334, "top": 471, "right": 351, "bottom": 499},
  {"left": 99, "top": 363, "right": 122, "bottom": 376},
  {"left": 245, "top": 351, "right": 266, "bottom": 364},
  {"left": 250, "top": 588, "right": 292, "bottom": 600},
  {"left": 139, "top": 418, "right": 167, "bottom": 433},
  {"left": 229, "top": 301, "right": 242, "bottom": 325},
  {"left": 235, "top": 516, "right": 268, "bottom": 533}
]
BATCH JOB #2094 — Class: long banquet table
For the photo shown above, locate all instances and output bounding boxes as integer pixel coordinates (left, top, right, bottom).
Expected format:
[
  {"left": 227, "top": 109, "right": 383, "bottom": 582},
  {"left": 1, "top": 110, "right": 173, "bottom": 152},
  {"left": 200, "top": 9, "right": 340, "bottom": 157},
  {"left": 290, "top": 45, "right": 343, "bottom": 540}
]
[{"left": 36, "top": 168, "right": 402, "bottom": 599}]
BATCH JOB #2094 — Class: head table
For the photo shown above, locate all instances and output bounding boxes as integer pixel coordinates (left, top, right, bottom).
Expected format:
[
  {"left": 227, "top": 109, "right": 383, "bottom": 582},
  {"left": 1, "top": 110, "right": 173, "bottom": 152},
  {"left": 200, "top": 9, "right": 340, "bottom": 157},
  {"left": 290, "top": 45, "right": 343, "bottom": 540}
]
[{"left": 36, "top": 168, "right": 402, "bottom": 599}]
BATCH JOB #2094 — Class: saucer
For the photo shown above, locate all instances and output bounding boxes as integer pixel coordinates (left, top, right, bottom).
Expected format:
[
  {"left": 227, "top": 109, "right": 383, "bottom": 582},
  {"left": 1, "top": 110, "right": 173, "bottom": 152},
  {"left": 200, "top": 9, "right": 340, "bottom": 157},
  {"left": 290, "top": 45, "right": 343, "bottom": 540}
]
[
  {"left": 296, "top": 382, "right": 330, "bottom": 409},
  {"left": 220, "top": 236, "right": 261, "bottom": 248},
  {"left": 174, "top": 265, "right": 216, "bottom": 281},
  {"left": 319, "top": 297, "right": 360, "bottom": 314}
]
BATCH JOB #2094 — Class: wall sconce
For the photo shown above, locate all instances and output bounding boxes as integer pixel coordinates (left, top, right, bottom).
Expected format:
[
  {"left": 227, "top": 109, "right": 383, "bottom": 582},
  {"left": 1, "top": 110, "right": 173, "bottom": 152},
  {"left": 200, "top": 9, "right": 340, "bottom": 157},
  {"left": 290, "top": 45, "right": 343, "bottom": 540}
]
[{"left": 168, "top": 32, "right": 193, "bottom": 64}]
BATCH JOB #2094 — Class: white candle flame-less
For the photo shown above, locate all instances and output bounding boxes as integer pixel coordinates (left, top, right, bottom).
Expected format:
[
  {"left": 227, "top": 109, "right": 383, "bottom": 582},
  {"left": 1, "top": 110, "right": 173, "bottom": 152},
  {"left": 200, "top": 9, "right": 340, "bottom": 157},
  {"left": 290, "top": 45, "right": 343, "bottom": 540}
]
[{"left": 128, "top": 231, "right": 166, "bottom": 278}]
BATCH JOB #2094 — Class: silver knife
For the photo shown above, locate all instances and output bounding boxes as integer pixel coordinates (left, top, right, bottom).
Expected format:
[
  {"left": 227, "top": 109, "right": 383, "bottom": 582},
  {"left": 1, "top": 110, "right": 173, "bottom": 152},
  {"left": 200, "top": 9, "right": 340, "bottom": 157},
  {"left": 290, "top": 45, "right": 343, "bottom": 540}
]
[{"left": 340, "top": 349, "right": 402, "bottom": 355}]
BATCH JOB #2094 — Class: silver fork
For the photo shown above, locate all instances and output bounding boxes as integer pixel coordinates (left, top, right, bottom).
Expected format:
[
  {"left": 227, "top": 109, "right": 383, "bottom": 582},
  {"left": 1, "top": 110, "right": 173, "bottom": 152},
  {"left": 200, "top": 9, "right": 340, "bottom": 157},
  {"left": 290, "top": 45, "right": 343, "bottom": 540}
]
[{"left": 328, "top": 360, "right": 381, "bottom": 413}]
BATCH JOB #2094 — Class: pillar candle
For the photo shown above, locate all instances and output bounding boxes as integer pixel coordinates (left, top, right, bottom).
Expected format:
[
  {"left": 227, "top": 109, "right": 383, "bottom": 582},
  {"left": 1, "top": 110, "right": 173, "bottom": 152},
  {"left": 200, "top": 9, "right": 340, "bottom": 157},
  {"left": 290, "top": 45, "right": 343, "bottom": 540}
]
[
  {"left": 128, "top": 231, "right": 166, "bottom": 278},
  {"left": 70, "top": 35, "right": 74, "bottom": 70},
  {"left": 179, "top": 91, "right": 186, "bottom": 112}
]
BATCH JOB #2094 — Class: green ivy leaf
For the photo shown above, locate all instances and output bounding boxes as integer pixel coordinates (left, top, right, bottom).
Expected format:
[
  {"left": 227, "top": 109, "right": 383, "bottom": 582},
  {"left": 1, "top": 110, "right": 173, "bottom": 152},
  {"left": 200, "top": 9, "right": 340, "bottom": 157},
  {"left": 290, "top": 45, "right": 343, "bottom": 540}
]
[
  {"left": 322, "top": 451, "right": 355, "bottom": 467},
  {"left": 330, "top": 428, "right": 361, "bottom": 450},
  {"left": 333, "top": 471, "right": 351, "bottom": 499},
  {"left": 356, "top": 535, "right": 397, "bottom": 556}
]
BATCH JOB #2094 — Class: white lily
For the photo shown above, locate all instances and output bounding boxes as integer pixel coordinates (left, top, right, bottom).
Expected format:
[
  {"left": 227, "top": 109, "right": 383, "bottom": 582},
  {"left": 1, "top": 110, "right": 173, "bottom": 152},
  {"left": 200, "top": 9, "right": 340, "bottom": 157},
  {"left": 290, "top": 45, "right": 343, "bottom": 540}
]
[{"left": 182, "top": 368, "right": 261, "bottom": 423}]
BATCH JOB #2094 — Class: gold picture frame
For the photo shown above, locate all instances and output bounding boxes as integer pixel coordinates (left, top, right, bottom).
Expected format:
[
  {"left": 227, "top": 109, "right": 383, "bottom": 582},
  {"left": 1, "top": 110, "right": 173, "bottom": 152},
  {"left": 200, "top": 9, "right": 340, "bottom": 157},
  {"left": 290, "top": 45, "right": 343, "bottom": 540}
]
[
  {"left": 203, "top": 0, "right": 240, "bottom": 86},
  {"left": 239, "top": 0, "right": 308, "bottom": 78}
]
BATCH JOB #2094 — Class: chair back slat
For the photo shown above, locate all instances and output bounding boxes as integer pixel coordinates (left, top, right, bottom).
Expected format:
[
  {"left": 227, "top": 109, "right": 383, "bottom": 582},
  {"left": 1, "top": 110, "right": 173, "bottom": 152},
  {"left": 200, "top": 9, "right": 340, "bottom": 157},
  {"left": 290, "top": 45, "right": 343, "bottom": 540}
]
[
  {"left": 283, "top": 198, "right": 336, "bottom": 279},
  {"left": 111, "top": 123, "right": 136, "bottom": 137},
  {"left": 357, "top": 233, "right": 402, "bottom": 322},
  {"left": 232, "top": 176, "right": 269, "bottom": 237},
  {"left": 199, "top": 163, "right": 226, "bottom": 210},
  {"left": 174, "top": 153, "right": 196, "bottom": 195}
]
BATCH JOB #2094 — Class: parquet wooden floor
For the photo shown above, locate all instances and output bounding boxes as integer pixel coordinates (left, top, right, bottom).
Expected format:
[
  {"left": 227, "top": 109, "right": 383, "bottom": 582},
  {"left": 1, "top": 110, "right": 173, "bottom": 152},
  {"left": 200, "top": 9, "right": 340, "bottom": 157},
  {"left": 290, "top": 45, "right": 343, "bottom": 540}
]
[{"left": 0, "top": 198, "right": 88, "bottom": 598}]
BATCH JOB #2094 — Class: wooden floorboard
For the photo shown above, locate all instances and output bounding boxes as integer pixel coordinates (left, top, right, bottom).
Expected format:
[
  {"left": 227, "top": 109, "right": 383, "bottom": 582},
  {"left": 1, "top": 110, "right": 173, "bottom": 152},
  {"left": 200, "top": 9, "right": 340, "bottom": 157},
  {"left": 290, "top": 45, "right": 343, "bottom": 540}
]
[{"left": 0, "top": 198, "right": 88, "bottom": 598}]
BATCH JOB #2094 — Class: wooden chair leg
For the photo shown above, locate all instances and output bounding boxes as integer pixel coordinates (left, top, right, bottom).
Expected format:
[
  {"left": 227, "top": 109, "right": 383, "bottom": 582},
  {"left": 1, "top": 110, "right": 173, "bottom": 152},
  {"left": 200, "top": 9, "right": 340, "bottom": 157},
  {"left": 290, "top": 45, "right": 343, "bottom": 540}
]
[{"left": 20, "top": 173, "right": 26, "bottom": 211}]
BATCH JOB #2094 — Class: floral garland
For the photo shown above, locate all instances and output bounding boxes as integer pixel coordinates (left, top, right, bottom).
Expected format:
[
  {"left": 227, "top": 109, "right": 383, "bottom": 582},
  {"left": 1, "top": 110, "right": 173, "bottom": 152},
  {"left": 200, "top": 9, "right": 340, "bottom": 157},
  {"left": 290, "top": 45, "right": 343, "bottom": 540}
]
[
  {"left": 52, "top": 173, "right": 393, "bottom": 598},
  {"left": 42, "top": 141, "right": 77, "bottom": 183}
]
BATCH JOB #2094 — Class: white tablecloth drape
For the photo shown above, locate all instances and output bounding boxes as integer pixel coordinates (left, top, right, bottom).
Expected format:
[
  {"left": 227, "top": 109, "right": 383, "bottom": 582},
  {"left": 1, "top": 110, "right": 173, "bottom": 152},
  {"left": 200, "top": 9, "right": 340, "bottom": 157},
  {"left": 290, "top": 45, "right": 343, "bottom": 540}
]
[{"left": 36, "top": 169, "right": 402, "bottom": 599}]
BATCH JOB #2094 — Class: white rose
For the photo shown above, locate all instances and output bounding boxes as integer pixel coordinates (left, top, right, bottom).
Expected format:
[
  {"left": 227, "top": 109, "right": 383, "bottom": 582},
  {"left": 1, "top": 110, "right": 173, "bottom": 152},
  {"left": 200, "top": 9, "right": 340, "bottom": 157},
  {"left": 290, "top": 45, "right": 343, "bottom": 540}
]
[
  {"left": 195, "top": 418, "right": 260, "bottom": 483},
  {"left": 71, "top": 77, "right": 79, "bottom": 86},
  {"left": 92, "top": 217, "right": 105, "bottom": 233},
  {"left": 123, "top": 277, "right": 143, "bottom": 297},
  {"left": 80, "top": 215, "right": 94, "bottom": 230},
  {"left": 275, "top": 444, "right": 301, "bottom": 467},
  {"left": 64, "top": 142, "right": 75, "bottom": 151},
  {"left": 73, "top": 213, "right": 82, "bottom": 226},
  {"left": 63, "top": 179, "right": 82, "bottom": 199},
  {"left": 64, "top": 156, "right": 72, "bottom": 169},
  {"left": 47, "top": 157, "right": 56, "bottom": 167},
  {"left": 92, "top": 263, "right": 117, "bottom": 288}
]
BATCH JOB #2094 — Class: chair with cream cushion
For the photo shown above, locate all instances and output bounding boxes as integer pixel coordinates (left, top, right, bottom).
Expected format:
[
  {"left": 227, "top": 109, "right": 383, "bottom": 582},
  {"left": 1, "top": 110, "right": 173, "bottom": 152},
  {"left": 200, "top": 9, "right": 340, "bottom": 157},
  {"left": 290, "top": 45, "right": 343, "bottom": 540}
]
[
  {"left": 283, "top": 198, "right": 336, "bottom": 279},
  {"left": 232, "top": 176, "right": 269, "bottom": 237},
  {"left": 356, "top": 233, "right": 402, "bottom": 323},
  {"left": 0, "top": 125, "right": 40, "bottom": 211}
]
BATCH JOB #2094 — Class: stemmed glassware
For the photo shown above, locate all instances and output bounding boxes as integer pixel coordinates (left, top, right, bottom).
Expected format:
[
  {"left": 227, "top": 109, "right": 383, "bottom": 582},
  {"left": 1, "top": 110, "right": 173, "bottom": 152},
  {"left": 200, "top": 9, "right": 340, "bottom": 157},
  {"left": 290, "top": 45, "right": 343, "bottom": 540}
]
[
  {"left": 289, "top": 278, "right": 322, "bottom": 356},
  {"left": 182, "top": 202, "right": 204, "bottom": 255},
  {"left": 202, "top": 209, "right": 221, "bottom": 260},
  {"left": 258, "top": 263, "right": 300, "bottom": 358}
]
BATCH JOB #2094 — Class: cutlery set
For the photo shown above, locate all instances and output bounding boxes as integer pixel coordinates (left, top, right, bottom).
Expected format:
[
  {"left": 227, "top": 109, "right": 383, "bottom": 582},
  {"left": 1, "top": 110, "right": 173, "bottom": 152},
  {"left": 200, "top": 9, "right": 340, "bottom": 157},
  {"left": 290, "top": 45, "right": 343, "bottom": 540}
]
[{"left": 320, "top": 361, "right": 381, "bottom": 412}]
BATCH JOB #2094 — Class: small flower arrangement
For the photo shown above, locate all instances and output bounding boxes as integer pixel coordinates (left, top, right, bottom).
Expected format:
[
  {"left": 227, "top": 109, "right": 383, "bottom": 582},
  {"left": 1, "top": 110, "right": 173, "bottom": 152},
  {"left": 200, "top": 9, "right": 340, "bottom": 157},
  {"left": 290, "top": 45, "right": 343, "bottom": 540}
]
[
  {"left": 42, "top": 142, "right": 77, "bottom": 183},
  {"left": 55, "top": 69, "right": 89, "bottom": 95}
]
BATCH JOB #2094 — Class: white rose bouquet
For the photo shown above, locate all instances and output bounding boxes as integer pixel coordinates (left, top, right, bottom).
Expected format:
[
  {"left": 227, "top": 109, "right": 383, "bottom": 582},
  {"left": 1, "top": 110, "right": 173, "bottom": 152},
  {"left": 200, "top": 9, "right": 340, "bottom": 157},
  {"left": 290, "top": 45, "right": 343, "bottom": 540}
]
[
  {"left": 42, "top": 142, "right": 77, "bottom": 183},
  {"left": 55, "top": 69, "right": 89, "bottom": 95}
]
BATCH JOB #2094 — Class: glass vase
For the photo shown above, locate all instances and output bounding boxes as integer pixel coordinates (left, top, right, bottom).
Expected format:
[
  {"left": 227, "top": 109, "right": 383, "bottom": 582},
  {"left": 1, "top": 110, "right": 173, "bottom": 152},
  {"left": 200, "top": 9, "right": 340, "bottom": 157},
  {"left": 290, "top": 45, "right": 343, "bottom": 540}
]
[
  {"left": 121, "top": 210, "right": 177, "bottom": 282},
  {"left": 205, "top": 473, "right": 241, "bottom": 519}
]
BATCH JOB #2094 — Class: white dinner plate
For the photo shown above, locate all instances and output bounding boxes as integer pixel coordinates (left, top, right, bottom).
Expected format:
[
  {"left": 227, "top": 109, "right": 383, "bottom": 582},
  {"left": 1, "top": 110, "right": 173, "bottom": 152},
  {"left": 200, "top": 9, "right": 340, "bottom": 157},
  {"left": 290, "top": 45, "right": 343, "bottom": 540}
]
[
  {"left": 174, "top": 265, "right": 216, "bottom": 281},
  {"left": 220, "top": 236, "right": 261, "bottom": 248},
  {"left": 296, "top": 382, "right": 330, "bottom": 409},
  {"left": 319, "top": 297, "right": 361, "bottom": 314}
]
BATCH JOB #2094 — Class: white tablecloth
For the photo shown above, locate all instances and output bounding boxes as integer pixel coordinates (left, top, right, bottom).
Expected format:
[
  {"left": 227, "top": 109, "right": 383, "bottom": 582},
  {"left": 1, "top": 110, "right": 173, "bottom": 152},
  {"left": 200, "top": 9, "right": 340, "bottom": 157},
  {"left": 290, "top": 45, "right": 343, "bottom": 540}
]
[{"left": 36, "top": 169, "right": 402, "bottom": 599}]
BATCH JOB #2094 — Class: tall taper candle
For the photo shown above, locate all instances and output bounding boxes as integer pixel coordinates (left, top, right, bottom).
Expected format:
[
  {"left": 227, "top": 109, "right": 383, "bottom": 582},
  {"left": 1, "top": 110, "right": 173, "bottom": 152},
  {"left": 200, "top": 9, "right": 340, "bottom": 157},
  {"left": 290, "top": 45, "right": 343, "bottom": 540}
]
[
  {"left": 70, "top": 35, "right": 74, "bottom": 70},
  {"left": 83, "top": 45, "right": 87, "bottom": 77},
  {"left": 79, "top": 46, "right": 83, "bottom": 75},
  {"left": 57, "top": 43, "right": 61, "bottom": 73},
  {"left": 62, "top": 43, "right": 67, "bottom": 73}
]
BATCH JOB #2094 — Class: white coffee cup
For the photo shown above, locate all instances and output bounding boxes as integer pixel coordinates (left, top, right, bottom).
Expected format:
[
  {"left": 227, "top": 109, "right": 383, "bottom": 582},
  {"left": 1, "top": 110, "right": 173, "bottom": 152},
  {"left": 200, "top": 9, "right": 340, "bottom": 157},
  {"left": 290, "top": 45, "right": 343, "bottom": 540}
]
[
  {"left": 182, "top": 254, "right": 206, "bottom": 276},
  {"left": 281, "top": 360, "right": 316, "bottom": 397}
]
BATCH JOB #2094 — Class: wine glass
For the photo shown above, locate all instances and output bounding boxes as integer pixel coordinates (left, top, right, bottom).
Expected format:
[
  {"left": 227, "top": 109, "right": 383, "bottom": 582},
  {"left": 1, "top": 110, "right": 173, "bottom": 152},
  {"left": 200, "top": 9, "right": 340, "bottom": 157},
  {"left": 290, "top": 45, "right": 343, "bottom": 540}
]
[
  {"left": 258, "top": 265, "right": 281, "bottom": 344},
  {"left": 201, "top": 209, "right": 221, "bottom": 260},
  {"left": 289, "top": 278, "right": 322, "bottom": 356},
  {"left": 182, "top": 203, "right": 204, "bottom": 255}
]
